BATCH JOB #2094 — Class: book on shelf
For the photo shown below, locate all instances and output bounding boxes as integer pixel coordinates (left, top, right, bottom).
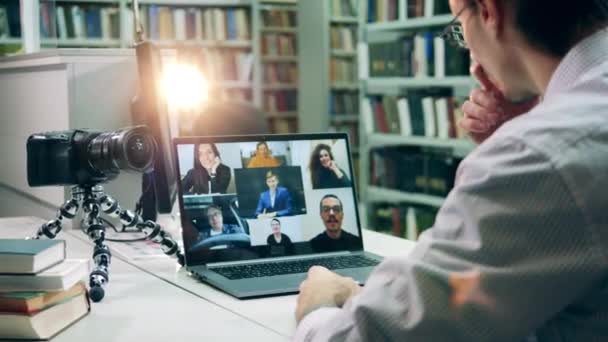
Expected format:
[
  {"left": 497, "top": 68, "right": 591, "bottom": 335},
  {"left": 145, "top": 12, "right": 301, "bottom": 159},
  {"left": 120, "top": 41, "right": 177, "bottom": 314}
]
[
  {"left": 201, "top": 50, "right": 254, "bottom": 82},
  {"left": 0, "top": 259, "right": 90, "bottom": 292},
  {"left": 368, "top": 32, "right": 469, "bottom": 78},
  {"left": 330, "top": 58, "right": 357, "bottom": 83},
  {"left": 0, "top": 282, "right": 90, "bottom": 340},
  {"left": 263, "top": 90, "right": 297, "bottom": 113},
  {"left": 261, "top": 9, "right": 297, "bottom": 28},
  {"left": 329, "top": 90, "right": 359, "bottom": 115},
  {"left": 368, "top": 202, "right": 438, "bottom": 240},
  {"left": 330, "top": 26, "right": 357, "bottom": 52},
  {"left": 370, "top": 146, "right": 461, "bottom": 197},
  {"left": 0, "top": 1, "right": 20, "bottom": 39},
  {"left": 261, "top": 33, "right": 296, "bottom": 56},
  {"left": 131, "top": 5, "right": 251, "bottom": 42},
  {"left": 0, "top": 239, "right": 66, "bottom": 274},
  {"left": 362, "top": 91, "right": 466, "bottom": 139},
  {"left": 330, "top": 0, "right": 358, "bottom": 17},
  {"left": 366, "top": 0, "right": 451, "bottom": 22},
  {"left": 39, "top": 4, "right": 120, "bottom": 41},
  {"left": 263, "top": 63, "right": 298, "bottom": 83},
  {"left": 0, "top": 6, "right": 9, "bottom": 38}
]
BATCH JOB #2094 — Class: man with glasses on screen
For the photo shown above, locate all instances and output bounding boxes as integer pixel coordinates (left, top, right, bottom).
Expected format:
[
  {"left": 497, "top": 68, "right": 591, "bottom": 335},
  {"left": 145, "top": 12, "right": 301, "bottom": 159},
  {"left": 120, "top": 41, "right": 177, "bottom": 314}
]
[
  {"left": 294, "top": 1, "right": 608, "bottom": 341},
  {"left": 309, "top": 195, "right": 359, "bottom": 253}
]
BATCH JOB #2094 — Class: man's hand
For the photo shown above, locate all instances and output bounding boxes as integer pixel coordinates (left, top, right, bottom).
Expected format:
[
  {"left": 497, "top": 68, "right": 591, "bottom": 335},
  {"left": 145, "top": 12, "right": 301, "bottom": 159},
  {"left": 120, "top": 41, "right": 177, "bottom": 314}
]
[
  {"left": 460, "top": 61, "right": 539, "bottom": 144},
  {"left": 295, "top": 266, "right": 361, "bottom": 323}
]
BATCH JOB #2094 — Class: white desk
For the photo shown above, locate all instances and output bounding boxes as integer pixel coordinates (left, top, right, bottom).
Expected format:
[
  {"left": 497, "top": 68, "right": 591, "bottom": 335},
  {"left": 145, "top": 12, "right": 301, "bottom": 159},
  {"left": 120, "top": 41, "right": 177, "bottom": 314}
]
[
  {"left": 1, "top": 219, "right": 288, "bottom": 342},
  {"left": 0, "top": 185, "right": 416, "bottom": 340}
]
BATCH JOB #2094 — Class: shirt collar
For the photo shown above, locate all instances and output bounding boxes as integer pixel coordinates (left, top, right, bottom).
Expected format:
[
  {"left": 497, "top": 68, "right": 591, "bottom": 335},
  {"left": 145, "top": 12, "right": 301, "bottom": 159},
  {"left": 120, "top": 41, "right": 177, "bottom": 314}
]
[{"left": 545, "top": 28, "right": 608, "bottom": 99}]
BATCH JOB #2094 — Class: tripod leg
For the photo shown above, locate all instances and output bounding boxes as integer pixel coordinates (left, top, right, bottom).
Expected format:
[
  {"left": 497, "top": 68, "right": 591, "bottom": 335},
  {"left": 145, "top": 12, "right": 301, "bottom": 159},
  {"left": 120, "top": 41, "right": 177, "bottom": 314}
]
[
  {"left": 33, "top": 194, "right": 80, "bottom": 239},
  {"left": 99, "top": 194, "right": 185, "bottom": 266},
  {"left": 82, "top": 196, "right": 111, "bottom": 303}
]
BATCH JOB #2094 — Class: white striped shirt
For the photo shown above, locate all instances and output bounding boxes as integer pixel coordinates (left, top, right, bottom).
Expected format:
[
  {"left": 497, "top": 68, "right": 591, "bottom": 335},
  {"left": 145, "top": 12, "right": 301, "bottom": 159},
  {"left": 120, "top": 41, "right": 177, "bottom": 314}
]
[{"left": 294, "top": 28, "right": 608, "bottom": 342}]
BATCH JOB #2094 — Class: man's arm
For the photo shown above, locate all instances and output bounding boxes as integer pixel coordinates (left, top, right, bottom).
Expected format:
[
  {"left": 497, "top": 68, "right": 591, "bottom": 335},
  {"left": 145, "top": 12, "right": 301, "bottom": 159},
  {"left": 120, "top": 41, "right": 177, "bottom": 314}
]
[
  {"left": 275, "top": 188, "right": 293, "bottom": 216},
  {"left": 295, "top": 137, "right": 604, "bottom": 341},
  {"left": 254, "top": 192, "right": 266, "bottom": 216}
]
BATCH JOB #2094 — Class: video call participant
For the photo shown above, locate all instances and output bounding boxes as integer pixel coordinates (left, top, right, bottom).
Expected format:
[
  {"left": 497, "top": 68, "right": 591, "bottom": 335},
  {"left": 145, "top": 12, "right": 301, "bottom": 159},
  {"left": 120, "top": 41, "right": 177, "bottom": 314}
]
[
  {"left": 198, "top": 205, "right": 244, "bottom": 241},
  {"left": 182, "top": 143, "right": 231, "bottom": 194},
  {"left": 255, "top": 171, "right": 293, "bottom": 218},
  {"left": 309, "top": 144, "right": 351, "bottom": 189},
  {"left": 247, "top": 142, "right": 282, "bottom": 168},
  {"left": 309, "top": 194, "right": 359, "bottom": 252},
  {"left": 266, "top": 218, "right": 294, "bottom": 256}
]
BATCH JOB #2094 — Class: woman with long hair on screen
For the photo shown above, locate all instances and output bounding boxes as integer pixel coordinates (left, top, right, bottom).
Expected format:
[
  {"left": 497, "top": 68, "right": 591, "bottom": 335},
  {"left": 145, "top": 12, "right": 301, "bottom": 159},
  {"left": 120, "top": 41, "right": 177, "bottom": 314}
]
[
  {"left": 309, "top": 143, "right": 351, "bottom": 189},
  {"left": 182, "top": 143, "right": 231, "bottom": 194}
]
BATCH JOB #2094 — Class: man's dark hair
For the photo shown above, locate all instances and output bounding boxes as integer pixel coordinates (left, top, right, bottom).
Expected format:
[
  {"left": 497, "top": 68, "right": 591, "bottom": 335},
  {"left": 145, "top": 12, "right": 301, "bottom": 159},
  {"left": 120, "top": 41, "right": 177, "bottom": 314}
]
[
  {"left": 496, "top": 0, "right": 608, "bottom": 56},
  {"left": 271, "top": 218, "right": 281, "bottom": 225},
  {"left": 319, "top": 194, "right": 343, "bottom": 213}
]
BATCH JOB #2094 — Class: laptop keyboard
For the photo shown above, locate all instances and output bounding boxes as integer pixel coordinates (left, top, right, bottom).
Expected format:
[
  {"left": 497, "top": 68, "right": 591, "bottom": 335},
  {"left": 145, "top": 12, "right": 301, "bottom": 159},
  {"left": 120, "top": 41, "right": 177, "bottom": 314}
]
[{"left": 211, "top": 255, "right": 380, "bottom": 280}]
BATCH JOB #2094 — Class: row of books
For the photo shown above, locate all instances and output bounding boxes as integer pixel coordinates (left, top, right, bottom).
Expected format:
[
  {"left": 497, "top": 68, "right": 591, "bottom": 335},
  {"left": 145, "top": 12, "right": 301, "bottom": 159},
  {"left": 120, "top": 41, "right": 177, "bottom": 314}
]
[
  {"left": 363, "top": 92, "right": 467, "bottom": 139},
  {"left": 330, "top": 58, "right": 358, "bottom": 83},
  {"left": 368, "top": 202, "right": 438, "bottom": 240},
  {"left": 369, "top": 32, "right": 470, "bottom": 78},
  {"left": 264, "top": 63, "right": 298, "bottom": 84},
  {"left": 0, "top": 239, "right": 90, "bottom": 340},
  {"left": 261, "top": 9, "right": 297, "bottom": 28},
  {"left": 261, "top": 33, "right": 296, "bottom": 56},
  {"left": 366, "top": 0, "right": 450, "bottom": 22},
  {"left": 39, "top": 4, "right": 120, "bottom": 40},
  {"left": 330, "top": 26, "right": 357, "bottom": 52},
  {"left": 329, "top": 0, "right": 358, "bottom": 17},
  {"left": 0, "top": 2, "right": 20, "bottom": 38},
  {"left": 268, "top": 117, "right": 298, "bottom": 134},
  {"left": 330, "top": 122, "right": 360, "bottom": 147},
  {"left": 263, "top": 90, "right": 297, "bottom": 113},
  {"left": 329, "top": 90, "right": 359, "bottom": 115},
  {"left": 137, "top": 5, "right": 251, "bottom": 41},
  {"left": 370, "top": 146, "right": 461, "bottom": 196},
  {"left": 201, "top": 50, "right": 254, "bottom": 82}
]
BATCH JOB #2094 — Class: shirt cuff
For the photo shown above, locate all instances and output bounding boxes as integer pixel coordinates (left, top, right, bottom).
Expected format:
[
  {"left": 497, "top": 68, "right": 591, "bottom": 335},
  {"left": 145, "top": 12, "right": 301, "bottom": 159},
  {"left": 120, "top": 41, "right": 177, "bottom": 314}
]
[{"left": 293, "top": 307, "right": 342, "bottom": 342}]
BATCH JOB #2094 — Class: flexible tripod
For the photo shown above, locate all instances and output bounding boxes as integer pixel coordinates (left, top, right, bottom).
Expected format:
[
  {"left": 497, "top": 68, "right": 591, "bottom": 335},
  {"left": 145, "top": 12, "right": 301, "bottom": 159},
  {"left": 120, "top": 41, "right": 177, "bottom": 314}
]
[{"left": 33, "top": 185, "right": 185, "bottom": 302}]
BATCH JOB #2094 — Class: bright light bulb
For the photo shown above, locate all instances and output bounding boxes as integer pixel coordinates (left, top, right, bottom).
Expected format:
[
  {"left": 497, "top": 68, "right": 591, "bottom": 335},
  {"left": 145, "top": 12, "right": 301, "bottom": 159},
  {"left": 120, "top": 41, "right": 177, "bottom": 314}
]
[{"left": 161, "top": 63, "right": 208, "bottom": 111}]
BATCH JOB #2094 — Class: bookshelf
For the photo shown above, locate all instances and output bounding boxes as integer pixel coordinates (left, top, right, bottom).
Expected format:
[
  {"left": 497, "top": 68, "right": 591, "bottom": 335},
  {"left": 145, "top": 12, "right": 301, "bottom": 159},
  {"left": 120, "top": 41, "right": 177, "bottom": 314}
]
[
  {"left": 8, "top": 0, "right": 301, "bottom": 132},
  {"left": 359, "top": 0, "right": 474, "bottom": 240},
  {"left": 298, "top": 0, "right": 361, "bottom": 178},
  {"left": 258, "top": 0, "right": 299, "bottom": 133}
]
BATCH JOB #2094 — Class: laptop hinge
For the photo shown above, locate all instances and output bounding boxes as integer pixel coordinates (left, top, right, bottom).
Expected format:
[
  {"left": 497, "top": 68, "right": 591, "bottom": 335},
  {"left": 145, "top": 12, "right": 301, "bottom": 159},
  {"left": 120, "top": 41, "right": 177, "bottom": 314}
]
[{"left": 205, "top": 251, "right": 362, "bottom": 268}]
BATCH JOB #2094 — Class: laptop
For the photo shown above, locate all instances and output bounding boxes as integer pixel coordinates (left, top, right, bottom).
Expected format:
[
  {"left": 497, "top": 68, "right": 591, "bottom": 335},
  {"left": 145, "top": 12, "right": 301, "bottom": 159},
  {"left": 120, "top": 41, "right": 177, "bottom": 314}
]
[{"left": 173, "top": 133, "right": 382, "bottom": 298}]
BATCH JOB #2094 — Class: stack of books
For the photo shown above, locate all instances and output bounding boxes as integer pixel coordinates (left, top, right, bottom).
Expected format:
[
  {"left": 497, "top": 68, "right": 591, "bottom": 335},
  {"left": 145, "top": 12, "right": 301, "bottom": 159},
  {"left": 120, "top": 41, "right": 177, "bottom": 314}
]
[{"left": 0, "top": 239, "right": 90, "bottom": 340}]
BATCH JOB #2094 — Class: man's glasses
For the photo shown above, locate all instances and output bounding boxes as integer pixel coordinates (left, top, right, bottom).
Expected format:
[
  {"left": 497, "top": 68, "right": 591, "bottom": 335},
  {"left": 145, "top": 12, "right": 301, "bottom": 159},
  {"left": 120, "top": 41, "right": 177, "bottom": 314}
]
[
  {"left": 321, "top": 206, "right": 342, "bottom": 214},
  {"left": 438, "top": 5, "right": 469, "bottom": 49}
]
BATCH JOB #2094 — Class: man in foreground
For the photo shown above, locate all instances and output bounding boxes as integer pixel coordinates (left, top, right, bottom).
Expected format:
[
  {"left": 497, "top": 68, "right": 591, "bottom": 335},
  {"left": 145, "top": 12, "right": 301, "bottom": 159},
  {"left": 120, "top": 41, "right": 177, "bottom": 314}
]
[{"left": 295, "top": 0, "right": 608, "bottom": 340}]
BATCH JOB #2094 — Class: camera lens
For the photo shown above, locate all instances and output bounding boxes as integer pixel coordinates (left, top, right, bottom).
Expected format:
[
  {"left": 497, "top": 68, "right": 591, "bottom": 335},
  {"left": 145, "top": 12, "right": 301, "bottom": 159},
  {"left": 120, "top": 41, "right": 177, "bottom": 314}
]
[{"left": 88, "top": 126, "right": 155, "bottom": 176}]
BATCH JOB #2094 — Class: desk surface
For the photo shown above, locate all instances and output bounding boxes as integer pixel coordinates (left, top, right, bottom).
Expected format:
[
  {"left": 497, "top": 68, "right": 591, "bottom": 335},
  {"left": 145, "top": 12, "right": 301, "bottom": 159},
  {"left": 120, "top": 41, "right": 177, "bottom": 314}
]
[{"left": 0, "top": 185, "right": 416, "bottom": 340}]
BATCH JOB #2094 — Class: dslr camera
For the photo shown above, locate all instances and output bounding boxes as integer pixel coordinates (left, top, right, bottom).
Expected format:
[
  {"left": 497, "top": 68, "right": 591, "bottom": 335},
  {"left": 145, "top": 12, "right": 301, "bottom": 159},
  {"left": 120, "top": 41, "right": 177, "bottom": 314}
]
[{"left": 27, "top": 126, "right": 155, "bottom": 187}]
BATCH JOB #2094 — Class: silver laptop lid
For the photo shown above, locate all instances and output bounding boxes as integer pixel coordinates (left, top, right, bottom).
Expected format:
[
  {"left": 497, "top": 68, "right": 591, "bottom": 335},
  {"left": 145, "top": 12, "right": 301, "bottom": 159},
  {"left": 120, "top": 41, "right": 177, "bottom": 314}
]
[{"left": 173, "top": 133, "right": 363, "bottom": 267}]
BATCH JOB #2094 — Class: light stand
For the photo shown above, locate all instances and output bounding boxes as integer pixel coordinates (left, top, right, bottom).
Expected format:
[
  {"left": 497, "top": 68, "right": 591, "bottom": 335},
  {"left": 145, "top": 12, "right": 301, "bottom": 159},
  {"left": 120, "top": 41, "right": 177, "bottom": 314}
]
[{"left": 33, "top": 184, "right": 184, "bottom": 302}]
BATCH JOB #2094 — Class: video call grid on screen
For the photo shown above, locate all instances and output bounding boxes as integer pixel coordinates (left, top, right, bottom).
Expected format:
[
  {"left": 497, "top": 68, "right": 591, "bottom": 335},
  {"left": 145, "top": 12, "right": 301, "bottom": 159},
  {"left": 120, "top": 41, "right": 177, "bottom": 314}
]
[{"left": 173, "top": 134, "right": 362, "bottom": 264}]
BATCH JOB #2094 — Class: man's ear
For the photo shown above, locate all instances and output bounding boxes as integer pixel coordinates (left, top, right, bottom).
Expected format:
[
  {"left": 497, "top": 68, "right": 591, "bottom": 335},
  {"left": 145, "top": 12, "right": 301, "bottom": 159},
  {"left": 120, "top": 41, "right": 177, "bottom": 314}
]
[{"left": 475, "top": 0, "right": 503, "bottom": 36}]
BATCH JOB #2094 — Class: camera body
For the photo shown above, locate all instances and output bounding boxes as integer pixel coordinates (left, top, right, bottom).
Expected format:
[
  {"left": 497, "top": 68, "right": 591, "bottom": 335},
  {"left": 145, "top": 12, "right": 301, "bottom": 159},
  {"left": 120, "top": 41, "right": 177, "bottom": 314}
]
[{"left": 27, "top": 126, "right": 155, "bottom": 187}]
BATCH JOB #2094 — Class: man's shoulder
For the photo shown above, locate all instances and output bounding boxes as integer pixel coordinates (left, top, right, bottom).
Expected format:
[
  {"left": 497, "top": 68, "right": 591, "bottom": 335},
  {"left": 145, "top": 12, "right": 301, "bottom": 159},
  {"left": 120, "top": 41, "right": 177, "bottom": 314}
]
[
  {"left": 342, "top": 230, "right": 359, "bottom": 240},
  {"left": 310, "top": 232, "right": 326, "bottom": 242}
]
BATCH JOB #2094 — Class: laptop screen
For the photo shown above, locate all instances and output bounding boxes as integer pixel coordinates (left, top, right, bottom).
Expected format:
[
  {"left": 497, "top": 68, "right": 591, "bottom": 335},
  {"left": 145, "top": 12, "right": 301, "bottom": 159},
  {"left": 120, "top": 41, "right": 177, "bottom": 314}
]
[{"left": 173, "top": 133, "right": 363, "bottom": 265}]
